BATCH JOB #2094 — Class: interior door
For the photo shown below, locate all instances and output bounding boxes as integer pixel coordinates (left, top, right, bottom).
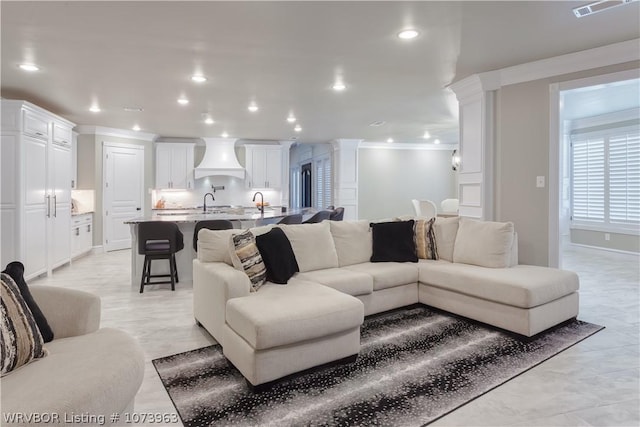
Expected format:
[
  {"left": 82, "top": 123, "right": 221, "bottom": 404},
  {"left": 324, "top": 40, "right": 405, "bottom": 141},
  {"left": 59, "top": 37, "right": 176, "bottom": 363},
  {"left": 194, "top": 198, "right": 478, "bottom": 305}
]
[
  {"left": 301, "top": 163, "right": 312, "bottom": 208},
  {"left": 103, "top": 142, "right": 144, "bottom": 252}
]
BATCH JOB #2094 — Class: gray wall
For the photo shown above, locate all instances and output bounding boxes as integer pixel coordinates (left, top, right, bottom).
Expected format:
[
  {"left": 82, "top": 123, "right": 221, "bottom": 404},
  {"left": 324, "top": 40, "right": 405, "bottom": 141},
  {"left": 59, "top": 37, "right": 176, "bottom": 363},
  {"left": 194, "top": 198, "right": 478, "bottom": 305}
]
[
  {"left": 494, "top": 60, "right": 640, "bottom": 266},
  {"left": 571, "top": 229, "right": 639, "bottom": 253},
  {"left": 77, "top": 133, "right": 154, "bottom": 247},
  {"left": 358, "top": 148, "right": 457, "bottom": 220}
]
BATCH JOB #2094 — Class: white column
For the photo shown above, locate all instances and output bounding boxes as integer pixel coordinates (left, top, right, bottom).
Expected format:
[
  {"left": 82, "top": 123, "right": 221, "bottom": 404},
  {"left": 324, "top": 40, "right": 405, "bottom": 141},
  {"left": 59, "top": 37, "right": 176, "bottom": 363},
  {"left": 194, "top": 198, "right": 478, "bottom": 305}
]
[
  {"left": 450, "top": 74, "right": 498, "bottom": 220},
  {"left": 278, "top": 140, "right": 294, "bottom": 208},
  {"left": 330, "top": 139, "right": 362, "bottom": 220}
]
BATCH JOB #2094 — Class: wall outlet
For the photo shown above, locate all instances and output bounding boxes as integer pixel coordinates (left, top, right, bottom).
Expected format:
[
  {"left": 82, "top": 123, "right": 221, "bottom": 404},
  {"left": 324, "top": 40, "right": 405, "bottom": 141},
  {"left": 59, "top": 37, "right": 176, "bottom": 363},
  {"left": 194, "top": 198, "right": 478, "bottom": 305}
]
[
  {"left": 536, "top": 176, "right": 545, "bottom": 188},
  {"left": 605, "top": 233, "right": 611, "bottom": 241}
]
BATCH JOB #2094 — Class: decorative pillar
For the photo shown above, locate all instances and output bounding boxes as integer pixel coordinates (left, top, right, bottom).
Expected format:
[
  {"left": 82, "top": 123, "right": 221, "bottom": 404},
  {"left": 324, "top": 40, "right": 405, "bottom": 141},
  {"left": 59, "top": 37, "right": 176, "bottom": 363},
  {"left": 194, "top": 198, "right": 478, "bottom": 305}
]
[
  {"left": 330, "top": 139, "right": 362, "bottom": 220},
  {"left": 450, "top": 74, "right": 499, "bottom": 220},
  {"left": 278, "top": 140, "right": 294, "bottom": 208}
]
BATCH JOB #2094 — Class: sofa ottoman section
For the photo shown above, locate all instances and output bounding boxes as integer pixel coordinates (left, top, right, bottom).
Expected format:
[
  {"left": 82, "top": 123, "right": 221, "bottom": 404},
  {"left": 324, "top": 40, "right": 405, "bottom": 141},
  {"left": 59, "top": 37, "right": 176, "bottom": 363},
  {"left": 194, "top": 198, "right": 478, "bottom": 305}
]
[{"left": 224, "top": 280, "right": 364, "bottom": 385}]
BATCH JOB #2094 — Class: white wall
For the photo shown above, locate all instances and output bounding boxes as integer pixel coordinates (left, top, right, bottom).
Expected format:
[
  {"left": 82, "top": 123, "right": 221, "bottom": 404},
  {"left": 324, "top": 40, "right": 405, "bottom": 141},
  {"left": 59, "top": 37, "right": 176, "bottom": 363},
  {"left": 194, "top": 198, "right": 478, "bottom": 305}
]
[{"left": 358, "top": 147, "right": 457, "bottom": 220}]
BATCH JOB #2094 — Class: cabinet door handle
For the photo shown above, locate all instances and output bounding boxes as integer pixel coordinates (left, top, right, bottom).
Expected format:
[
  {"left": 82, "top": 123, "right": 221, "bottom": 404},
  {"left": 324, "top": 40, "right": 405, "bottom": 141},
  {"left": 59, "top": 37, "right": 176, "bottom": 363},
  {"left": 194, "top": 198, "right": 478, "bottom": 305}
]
[
  {"left": 53, "top": 195, "right": 57, "bottom": 217},
  {"left": 46, "top": 195, "right": 51, "bottom": 218},
  {"left": 87, "top": 224, "right": 91, "bottom": 232},
  {"left": 75, "top": 228, "right": 80, "bottom": 236}
]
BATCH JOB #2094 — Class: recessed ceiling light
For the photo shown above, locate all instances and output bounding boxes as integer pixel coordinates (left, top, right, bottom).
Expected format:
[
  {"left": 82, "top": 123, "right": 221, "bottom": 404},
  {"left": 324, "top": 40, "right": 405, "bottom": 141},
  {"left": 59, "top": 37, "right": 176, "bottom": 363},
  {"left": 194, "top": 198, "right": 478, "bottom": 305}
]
[
  {"left": 124, "top": 106, "right": 144, "bottom": 112},
  {"left": 333, "top": 82, "right": 346, "bottom": 91},
  {"left": 248, "top": 102, "right": 259, "bottom": 112},
  {"left": 398, "top": 29, "right": 419, "bottom": 40},
  {"left": 19, "top": 63, "right": 39, "bottom": 72},
  {"left": 204, "top": 117, "right": 214, "bottom": 125},
  {"left": 423, "top": 131, "right": 431, "bottom": 139},
  {"left": 132, "top": 125, "right": 141, "bottom": 131},
  {"left": 191, "top": 74, "right": 207, "bottom": 83},
  {"left": 287, "top": 114, "right": 296, "bottom": 123},
  {"left": 221, "top": 132, "right": 229, "bottom": 138},
  {"left": 434, "top": 139, "right": 441, "bottom": 145},
  {"left": 387, "top": 138, "right": 394, "bottom": 143},
  {"left": 89, "top": 106, "right": 101, "bottom": 113},
  {"left": 177, "top": 97, "right": 189, "bottom": 105},
  {"left": 294, "top": 124, "right": 302, "bottom": 132}
]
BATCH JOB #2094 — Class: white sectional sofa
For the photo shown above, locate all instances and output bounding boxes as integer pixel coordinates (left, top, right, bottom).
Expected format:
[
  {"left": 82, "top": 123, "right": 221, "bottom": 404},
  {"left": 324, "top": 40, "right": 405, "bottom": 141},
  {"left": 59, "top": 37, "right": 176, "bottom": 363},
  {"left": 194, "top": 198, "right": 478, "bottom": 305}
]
[{"left": 193, "top": 217, "right": 579, "bottom": 386}]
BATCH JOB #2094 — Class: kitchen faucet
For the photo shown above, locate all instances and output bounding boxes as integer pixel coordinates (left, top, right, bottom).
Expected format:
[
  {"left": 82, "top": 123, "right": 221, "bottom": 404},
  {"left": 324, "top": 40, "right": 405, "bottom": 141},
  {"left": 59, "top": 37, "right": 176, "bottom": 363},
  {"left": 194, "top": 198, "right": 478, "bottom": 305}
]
[
  {"left": 203, "top": 192, "right": 215, "bottom": 213},
  {"left": 252, "top": 191, "right": 264, "bottom": 215}
]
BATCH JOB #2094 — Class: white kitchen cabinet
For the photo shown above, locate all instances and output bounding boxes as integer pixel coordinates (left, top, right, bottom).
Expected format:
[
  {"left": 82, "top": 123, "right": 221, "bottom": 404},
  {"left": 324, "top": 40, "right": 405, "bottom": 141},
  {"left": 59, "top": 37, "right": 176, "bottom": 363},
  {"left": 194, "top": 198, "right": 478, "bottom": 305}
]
[
  {"left": 245, "top": 145, "right": 282, "bottom": 189},
  {"left": 155, "top": 143, "right": 195, "bottom": 189},
  {"left": 71, "top": 213, "right": 93, "bottom": 259},
  {"left": 1, "top": 100, "right": 75, "bottom": 279},
  {"left": 71, "top": 131, "right": 78, "bottom": 189}
]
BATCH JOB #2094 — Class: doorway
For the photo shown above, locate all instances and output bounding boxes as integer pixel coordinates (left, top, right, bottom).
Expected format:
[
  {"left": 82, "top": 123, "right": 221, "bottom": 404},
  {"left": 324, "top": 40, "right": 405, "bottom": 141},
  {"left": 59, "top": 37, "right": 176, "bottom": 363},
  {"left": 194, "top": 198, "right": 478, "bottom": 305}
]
[
  {"left": 103, "top": 142, "right": 144, "bottom": 251},
  {"left": 301, "top": 163, "right": 312, "bottom": 208}
]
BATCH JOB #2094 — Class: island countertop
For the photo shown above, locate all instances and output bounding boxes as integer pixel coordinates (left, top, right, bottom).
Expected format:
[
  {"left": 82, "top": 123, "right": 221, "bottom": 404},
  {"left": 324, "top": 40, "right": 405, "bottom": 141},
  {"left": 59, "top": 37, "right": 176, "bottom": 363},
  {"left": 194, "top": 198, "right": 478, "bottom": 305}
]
[{"left": 124, "top": 208, "right": 312, "bottom": 224}]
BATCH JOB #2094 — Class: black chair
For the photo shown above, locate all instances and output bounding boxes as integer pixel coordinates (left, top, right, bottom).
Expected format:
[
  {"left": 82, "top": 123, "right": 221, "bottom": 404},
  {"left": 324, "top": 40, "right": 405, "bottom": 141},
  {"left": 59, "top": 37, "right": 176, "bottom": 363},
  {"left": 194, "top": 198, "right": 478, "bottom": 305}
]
[
  {"left": 326, "top": 205, "right": 335, "bottom": 210},
  {"left": 329, "top": 207, "right": 345, "bottom": 221},
  {"left": 193, "top": 220, "right": 234, "bottom": 251},
  {"left": 303, "top": 210, "right": 332, "bottom": 224},
  {"left": 277, "top": 214, "right": 303, "bottom": 224},
  {"left": 138, "top": 222, "right": 184, "bottom": 293}
]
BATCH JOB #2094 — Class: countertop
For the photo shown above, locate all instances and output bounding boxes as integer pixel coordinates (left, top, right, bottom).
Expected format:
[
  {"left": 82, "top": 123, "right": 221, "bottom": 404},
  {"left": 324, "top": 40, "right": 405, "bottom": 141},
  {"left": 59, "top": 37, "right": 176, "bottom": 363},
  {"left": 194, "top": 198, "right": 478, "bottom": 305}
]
[
  {"left": 124, "top": 208, "right": 311, "bottom": 224},
  {"left": 72, "top": 211, "right": 94, "bottom": 216}
]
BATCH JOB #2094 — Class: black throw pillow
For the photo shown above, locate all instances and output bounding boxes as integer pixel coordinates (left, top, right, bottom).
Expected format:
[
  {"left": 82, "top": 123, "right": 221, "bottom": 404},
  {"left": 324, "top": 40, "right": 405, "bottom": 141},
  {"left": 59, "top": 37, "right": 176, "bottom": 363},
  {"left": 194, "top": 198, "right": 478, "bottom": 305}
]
[
  {"left": 370, "top": 220, "right": 419, "bottom": 263},
  {"left": 2, "top": 261, "right": 54, "bottom": 342},
  {"left": 255, "top": 228, "right": 299, "bottom": 284}
]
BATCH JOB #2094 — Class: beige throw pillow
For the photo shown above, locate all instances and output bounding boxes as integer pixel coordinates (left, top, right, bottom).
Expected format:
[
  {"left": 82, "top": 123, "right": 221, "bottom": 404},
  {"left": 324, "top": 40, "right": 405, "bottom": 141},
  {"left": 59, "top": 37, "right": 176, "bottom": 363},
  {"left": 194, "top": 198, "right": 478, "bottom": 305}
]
[
  {"left": 453, "top": 217, "right": 515, "bottom": 268},
  {"left": 415, "top": 217, "right": 438, "bottom": 260},
  {"left": 329, "top": 220, "right": 372, "bottom": 267},
  {"left": 433, "top": 216, "right": 459, "bottom": 262},
  {"left": 279, "top": 222, "right": 339, "bottom": 272}
]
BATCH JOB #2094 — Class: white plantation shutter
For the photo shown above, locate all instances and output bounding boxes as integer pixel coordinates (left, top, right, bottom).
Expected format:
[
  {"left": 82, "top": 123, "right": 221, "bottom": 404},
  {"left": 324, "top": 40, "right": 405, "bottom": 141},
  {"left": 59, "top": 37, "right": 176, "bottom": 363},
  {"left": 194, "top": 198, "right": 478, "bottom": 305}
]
[
  {"left": 571, "top": 125, "right": 640, "bottom": 233},
  {"left": 609, "top": 132, "right": 640, "bottom": 225},
  {"left": 314, "top": 156, "right": 332, "bottom": 209},
  {"left": 572, "top": 137, "right": 605, "bottom": 223}
]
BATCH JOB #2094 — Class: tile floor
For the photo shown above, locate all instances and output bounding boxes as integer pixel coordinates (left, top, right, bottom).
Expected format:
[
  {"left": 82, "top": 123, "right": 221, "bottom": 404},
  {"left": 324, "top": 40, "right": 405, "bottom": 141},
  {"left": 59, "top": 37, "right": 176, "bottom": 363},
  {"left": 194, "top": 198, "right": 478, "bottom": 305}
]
[{"left": 31, "top": 244, "right": 639, "bottom": 426}]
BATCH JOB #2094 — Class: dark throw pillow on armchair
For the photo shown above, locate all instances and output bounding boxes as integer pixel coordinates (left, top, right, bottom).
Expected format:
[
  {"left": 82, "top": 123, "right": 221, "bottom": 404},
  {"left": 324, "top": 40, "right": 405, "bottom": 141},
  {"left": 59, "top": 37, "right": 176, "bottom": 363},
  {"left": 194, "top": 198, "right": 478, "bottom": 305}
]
[
  {"left": 2, "top": 261, "right": 54, "bottom": 342},
  {"left": 370, "top": 220, "right": 419, "bottom": 263},
  {"left": 255, "top": 227, "right": 299, "bottom": 284}
]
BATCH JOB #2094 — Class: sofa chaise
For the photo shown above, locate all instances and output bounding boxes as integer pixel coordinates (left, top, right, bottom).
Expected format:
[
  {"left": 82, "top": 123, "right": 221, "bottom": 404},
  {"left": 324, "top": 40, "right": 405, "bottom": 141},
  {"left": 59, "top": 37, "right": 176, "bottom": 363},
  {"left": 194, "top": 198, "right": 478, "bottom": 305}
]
[{"left": 193, "top": 217, "right": 579, "bottom": 386}]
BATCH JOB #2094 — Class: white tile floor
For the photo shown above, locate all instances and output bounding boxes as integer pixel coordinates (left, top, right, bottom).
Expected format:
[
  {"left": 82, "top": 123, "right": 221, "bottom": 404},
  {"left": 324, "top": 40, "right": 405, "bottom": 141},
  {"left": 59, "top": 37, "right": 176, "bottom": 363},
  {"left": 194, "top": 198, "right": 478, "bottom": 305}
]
[{"left": 31, "top": 244, "right": 639, "bottom": 426}]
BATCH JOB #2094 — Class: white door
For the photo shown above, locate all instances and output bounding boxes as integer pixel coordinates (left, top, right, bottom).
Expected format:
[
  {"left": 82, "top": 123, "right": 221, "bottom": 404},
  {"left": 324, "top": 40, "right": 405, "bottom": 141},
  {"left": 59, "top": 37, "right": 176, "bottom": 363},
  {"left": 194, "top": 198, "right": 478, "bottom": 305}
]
[
  {"left": 103, "top": 142, "right": 144, "bottom": 252},
  {"left": 23, "top": 136, "right": 48, "bottom": 278}
]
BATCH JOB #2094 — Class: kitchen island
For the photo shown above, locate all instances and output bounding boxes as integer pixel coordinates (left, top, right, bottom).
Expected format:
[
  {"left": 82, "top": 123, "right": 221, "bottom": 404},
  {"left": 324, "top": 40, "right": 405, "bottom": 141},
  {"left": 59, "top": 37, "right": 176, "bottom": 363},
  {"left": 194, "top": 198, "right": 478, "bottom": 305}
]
[{"left": 125, "top": 208, "right": 312, "bottom": 288}]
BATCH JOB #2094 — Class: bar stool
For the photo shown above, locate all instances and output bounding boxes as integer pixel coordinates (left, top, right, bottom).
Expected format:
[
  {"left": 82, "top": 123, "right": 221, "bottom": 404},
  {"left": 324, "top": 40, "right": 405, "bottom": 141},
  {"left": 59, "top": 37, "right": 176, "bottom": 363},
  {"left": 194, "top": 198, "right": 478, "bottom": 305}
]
[
  {"left": 303, "top": 210, "right": 332, "bottom": 224},
  {"left": 138, "top": 221, "right": 184, "bottom": 293},
  {"left": 329, "top": 207, "right": 344, "bottom": 221},
  {"left": 193, "top": 220, "right": 234, "bottom": 251},
  {"left": 277, "top": 214, "right": 303, "bottom": 224}
]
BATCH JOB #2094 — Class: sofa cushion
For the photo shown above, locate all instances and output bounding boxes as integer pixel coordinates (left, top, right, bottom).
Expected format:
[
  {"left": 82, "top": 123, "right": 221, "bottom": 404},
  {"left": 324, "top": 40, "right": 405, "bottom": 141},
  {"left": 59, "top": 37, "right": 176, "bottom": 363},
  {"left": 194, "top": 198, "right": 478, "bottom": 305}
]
[
  {"left": 279, "top": 222, "right": 339, "bottom": 272},
  {"left": 345, "top": 262, "right": 419, "bottom": 291},
  {"left": 3, "top": 261, "right": 54, "bottom": 342},
  {"left": 229, "top": 230, "right": 267, "bottom": 292},
  {"left": 2, "top": 328, "right": 144, "bottom": 418},
  {"left": 295, "top": 268, "right": 373, "bottom": 296},
  {"left": 197, "top": 229, "right": 239, "bottom": 265},
  {"left": 418, "top": 263, "right": 579, "bottom": 309},
  {"left": 255, "top": 228, "right": 299, "bottom": 284},
  {"left": 433, "top": 216, "right": 459, "bottom": 261},
  {"left": 226, "top": 281, "right": 364, "bottom": 350},
  {"left": 329, "top": 220, "right": 372, "bottom": 267},
  {"left": 415, "top": 218, "right": 438, "bottom": 260},
  {"left": 370, "top": 220, "right": 418, "bottom": 263},
  {"left": 453, "top": 218, "right": 514, "bottom": 268},
  {"left": 1, "top": 273, "right": 47, "bottom": 376}
]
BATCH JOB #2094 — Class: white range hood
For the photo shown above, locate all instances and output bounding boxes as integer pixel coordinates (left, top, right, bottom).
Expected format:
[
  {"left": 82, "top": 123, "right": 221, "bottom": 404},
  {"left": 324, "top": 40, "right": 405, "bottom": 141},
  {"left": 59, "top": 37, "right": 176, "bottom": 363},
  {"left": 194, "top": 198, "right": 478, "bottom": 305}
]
[{"left": 195, "top": 138, "right": 245, "bottom": 180}]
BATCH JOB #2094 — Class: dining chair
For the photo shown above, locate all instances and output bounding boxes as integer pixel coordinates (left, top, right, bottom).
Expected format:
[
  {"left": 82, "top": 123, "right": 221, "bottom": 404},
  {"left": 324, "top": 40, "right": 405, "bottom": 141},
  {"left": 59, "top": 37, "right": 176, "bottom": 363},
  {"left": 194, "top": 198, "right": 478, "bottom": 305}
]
[{"left": 411, "top": 199, "right": 438, "bottom": 219}]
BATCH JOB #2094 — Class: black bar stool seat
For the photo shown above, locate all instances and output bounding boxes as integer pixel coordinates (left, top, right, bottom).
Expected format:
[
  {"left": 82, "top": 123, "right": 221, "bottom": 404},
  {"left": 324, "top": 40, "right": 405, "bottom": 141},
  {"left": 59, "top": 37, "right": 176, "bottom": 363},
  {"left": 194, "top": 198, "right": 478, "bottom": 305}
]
[{"left": 138, "top": 222, "right": 184, "bottom": 293}]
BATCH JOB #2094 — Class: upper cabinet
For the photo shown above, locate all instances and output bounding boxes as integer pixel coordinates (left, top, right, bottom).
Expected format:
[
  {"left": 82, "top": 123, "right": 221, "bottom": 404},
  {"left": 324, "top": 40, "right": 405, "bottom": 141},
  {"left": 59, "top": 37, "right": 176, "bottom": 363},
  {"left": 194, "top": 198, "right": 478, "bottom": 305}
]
[
  {"left": 245, "top": 145, "right": 282, "bottom": 189},
  {"left": 155, "top": 143, "right": 195, "bottom": 189}
]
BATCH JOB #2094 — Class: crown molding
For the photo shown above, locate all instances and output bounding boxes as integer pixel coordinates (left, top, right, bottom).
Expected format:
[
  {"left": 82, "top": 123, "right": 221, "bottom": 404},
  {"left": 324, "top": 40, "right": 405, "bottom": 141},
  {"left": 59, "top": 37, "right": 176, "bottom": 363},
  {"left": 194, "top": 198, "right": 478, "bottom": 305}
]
[
  {"left": 74, "top": 125, "right": 157, "bottom": 141},
  {"left": 360, "top": 142, "right": 456, "bottom": 151}
]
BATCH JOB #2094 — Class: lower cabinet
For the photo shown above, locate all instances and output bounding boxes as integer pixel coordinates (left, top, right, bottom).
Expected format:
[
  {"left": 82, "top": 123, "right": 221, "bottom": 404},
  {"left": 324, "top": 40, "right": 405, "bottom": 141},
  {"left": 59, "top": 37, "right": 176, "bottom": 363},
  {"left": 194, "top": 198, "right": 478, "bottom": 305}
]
[{"left": 71, "top": 213, "right": 93, "bottom": 259}]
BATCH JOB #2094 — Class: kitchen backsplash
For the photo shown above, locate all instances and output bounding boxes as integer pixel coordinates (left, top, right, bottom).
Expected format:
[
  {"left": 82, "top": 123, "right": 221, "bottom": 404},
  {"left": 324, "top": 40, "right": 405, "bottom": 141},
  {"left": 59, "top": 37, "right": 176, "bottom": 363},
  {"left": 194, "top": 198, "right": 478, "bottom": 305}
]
[{"left": 152, "top": 176, "right": 282, "bottom": 209}]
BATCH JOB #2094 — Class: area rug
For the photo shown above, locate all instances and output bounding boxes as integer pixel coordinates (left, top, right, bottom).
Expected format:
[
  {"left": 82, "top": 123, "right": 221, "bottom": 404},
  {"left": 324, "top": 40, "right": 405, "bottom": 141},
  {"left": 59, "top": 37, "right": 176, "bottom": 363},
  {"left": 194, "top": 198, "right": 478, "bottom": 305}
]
[{"left": 153, "top": 306, "right": 603, "bottom": 427}]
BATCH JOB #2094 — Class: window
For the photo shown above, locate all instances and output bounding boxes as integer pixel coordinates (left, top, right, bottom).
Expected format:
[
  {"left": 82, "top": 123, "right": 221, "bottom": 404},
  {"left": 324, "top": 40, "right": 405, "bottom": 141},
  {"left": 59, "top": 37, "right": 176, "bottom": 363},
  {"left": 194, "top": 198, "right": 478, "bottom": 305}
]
[
  {"left": 314, "top": 156, "right": 332, "bottom": 209},
  {"left": 571, "top": 125, "right": 639, "bottom": 234}
]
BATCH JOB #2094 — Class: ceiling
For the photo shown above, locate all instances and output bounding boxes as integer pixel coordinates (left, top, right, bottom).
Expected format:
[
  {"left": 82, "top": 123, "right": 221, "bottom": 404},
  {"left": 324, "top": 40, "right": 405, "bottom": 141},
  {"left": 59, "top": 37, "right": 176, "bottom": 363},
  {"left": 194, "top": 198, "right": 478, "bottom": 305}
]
[{"left": 1, "top": 1, "right": 639, "bottom": 145}]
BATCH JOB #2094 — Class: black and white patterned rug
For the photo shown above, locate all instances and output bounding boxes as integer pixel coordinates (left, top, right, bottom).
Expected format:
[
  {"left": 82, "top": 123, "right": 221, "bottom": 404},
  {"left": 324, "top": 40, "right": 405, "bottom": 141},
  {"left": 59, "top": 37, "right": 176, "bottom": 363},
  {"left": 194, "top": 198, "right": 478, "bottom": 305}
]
[{"left": 153, "top": 306, "right": 603, "bottom": 427}]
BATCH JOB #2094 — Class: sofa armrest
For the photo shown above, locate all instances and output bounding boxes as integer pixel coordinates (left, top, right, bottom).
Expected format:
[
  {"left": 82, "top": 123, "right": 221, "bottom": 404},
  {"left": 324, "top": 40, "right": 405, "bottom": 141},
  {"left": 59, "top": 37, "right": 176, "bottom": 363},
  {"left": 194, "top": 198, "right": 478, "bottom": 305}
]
[
  {"left": 29, "top": 285, "right": 101, "bottom": 339},
  {"left": 193, "top": 260, "right": 250, "bottom": 345}
]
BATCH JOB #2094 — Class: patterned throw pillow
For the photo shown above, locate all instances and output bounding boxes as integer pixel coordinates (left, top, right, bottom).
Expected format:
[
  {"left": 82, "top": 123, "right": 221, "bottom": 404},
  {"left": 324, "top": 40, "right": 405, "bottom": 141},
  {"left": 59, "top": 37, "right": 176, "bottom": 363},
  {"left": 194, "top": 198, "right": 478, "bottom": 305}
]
[
  {"left": 1, "top": 273, "right": 47, "bottom": 376},
  {"left": 415, "top": 217, "right": 438, "bottom": 260},
  {"left": 230, "top": 230, "right": 267, "bottom": 292}
]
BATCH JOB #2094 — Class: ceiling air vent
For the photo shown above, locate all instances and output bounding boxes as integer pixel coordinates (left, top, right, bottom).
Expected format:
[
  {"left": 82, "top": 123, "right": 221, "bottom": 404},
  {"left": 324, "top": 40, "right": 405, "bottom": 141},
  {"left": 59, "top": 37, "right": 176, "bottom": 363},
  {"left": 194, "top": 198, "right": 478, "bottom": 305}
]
[{"left": 573, "top": 0, "right": 637, "bottom": 17}]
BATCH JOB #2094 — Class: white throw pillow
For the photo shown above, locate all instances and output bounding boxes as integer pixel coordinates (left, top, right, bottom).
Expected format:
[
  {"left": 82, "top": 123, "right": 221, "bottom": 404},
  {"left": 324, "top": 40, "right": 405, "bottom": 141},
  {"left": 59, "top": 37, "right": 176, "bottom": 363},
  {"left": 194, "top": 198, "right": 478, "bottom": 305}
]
[
  {"left": 197, "top": 229, "right": 240, "bottom": 265},
  {"left": 433, "top": 217, "right": 459, "bottom": 262},
  {"left": 279, "top": 222, "right": 339, "bottom": 272},
  {"left": 453, "top": 217, "right": 515, "bottom": 268},
  {"left": 329, "top": 220, "right": 372, "bottom": 267}
]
